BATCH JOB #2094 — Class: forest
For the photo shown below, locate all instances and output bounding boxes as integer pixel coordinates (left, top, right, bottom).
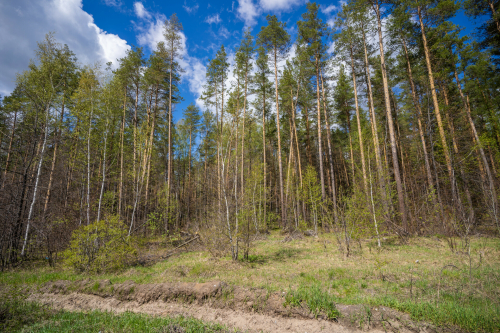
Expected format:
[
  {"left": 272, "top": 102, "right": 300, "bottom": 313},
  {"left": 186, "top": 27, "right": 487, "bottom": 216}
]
[{"left": 1, "top": 0, "right": 500, "bottom": 331}]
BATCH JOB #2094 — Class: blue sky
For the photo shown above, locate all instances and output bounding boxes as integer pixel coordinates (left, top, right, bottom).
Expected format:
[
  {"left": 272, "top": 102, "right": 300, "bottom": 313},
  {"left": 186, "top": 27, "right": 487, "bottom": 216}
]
[{"left": 0, "top": 0, "right": 487, "bottom": 122}]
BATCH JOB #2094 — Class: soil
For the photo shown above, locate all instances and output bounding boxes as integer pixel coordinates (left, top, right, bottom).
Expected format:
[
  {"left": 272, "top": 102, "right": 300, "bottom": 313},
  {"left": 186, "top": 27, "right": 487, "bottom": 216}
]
[{"left": 27, "top": 279, "right": 450, "bottom": 333}]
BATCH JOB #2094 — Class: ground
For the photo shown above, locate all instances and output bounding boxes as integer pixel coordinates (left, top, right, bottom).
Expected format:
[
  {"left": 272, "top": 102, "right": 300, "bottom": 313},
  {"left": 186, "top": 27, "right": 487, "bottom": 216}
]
[{"left": 1, "top": 231, "right": 499, "bottom": 332}]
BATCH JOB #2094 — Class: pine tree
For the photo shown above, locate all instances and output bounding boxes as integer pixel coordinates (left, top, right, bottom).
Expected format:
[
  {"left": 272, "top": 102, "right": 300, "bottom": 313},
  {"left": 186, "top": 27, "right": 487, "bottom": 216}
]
[{"left": 257, "top": 15, "right": 291, "bottom": 227}]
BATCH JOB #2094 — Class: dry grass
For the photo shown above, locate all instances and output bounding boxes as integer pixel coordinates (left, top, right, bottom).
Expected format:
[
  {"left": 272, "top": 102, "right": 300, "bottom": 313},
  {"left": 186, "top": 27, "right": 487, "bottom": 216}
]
[{"left": 2, "top": 231, "right": 500, "bottom": 331}]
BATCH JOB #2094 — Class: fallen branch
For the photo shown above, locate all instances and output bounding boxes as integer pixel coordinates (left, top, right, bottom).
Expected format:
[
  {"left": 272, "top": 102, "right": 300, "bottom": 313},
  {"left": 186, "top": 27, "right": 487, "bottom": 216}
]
[{"left": 162, "top": 235, "right": 200, "bottom": 259}]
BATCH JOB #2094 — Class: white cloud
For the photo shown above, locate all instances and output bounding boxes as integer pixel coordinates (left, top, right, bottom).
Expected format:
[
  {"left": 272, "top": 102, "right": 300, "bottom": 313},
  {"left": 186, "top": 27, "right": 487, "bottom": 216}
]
[
  {"left": 205, "top": 13, "right": 222, "bottom": 24},
  {"left": 0, "top": 0, "right": 130, "bottom": 96},
  {"left": 134, "top": 2, "right": 151, "bottom": 19},
  {"left": 236, "top": 0, "right": 259, "bottom": 26},
  {"left": 321, "top": 4, "right": 339, "bottom": 14},
  {"left": 258, "top": 0, "right": 305, "bottom": 12},
  {"left": 218, "top": 26, "right": 231, "bottom": 39},
  {"left": 103, "top": 0, "right": 122, "bottom": 8},
  {"left": 135, "top": 12, "right": 166, "bottom": 51},
  {"left": 235, "top": 0, "right": 305, "bottom": 27},
  {"left": 132, "top": 7, "right": 209, "bottom": 110},
  {"left": 183, "top": 3, "right": 199, "bottom": 14}
]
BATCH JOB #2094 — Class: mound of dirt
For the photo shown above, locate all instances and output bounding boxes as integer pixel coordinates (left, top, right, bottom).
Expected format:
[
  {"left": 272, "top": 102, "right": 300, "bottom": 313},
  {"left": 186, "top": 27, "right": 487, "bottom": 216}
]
[{"left": 32, "top": 279, "right": 451, "bottom": 333}]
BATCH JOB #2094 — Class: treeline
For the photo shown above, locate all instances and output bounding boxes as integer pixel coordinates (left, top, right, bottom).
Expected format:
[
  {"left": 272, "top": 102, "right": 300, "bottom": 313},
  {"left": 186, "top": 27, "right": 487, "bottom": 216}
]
[{"left": 1, "top": 0, "right": 499, "bottom": 267}]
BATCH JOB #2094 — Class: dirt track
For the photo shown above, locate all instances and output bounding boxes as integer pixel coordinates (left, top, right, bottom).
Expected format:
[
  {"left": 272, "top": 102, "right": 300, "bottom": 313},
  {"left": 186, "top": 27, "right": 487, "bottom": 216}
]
[
  {"left": 29, "top": 292, "right": 367, "bottom": 333},
  {"left": 26, "top": 280, "right": 443, "bottom": 333}
]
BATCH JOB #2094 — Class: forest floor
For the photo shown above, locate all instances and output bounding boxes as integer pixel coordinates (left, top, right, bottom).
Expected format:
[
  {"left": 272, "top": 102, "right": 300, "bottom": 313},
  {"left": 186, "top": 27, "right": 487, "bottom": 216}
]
[{"left": 1, "top": 231, "right": 500, "bottom": 332}]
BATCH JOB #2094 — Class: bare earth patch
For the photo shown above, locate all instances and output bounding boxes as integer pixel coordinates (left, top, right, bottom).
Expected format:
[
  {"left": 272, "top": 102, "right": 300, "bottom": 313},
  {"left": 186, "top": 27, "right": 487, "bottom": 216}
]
[{"left": 25, "top": 279, "right": 445, "bottom": 333}]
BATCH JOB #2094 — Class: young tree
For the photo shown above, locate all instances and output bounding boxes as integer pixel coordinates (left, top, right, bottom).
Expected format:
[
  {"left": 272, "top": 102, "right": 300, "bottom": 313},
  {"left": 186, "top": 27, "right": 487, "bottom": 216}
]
[
  {"left": 17, "top": 34, "right": 76, "bottom": 256},
  {"left": 183, "top": 103, "right": 201, "bottom": 222},
  {"left": 163, "top": 13, "right": 184, "bottom": 231},
  {"left": 251, "top": 46, "right": 273, "bottom": 230},
  {"left": 257, "top": 15, "right": 291, "bottom": 227},
  {"left": 298, "top": 2, "right": 334, "bottom": 202},
  {"left": 236, "top": 29, "right": 254, "bottom": 197},
  {"left": 366, "top": 0, "right": 408, "bottom": 230}
]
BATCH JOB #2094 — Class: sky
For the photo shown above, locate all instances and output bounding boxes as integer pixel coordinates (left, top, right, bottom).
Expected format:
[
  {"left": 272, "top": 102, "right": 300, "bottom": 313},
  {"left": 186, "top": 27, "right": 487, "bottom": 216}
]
[{"left": 0, "top": 0, "right": 487, "bottom": 121}]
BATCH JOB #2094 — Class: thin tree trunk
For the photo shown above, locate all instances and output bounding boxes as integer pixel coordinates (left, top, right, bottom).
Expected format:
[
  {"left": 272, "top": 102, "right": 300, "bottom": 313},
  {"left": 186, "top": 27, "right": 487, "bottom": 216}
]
[
  {"left": 42, "top": 89, "right": 66, "bottom": 221},
  {"left": 241, "top": 63, "right": 249, "bottom": 196},
  {"left": 167, "top": 47, "right": 174, "bottom": 232},
  {"left": 97, "top": 118, "right": 109, "bottom": 222},
  {"left": 262, "top": 87, "right": 267, "bottom": 231},
  {"left": 373, "top": 0, "right": 407, "bottom": 231},
  {"left": 401, "top": 36, "right": 435, "bottom": 193},
  {"left": 417, "top": 5, "right": 458, "bottom": 212},
  {"left": 1, "top": 110, "right": 17, "bottom": 190},
  {"left": 488, "top": 0, "right": 500, "bottom": 34},
  {"left": 145, "top": 86, "right": 158, "bottom": 216},
  {"left": 458, "top": 82, "right": 499, "bottom": 232},
  {"left": 87, "top": 98, "right": 94, "bottom": 226},
  {"left": 348, "top": 42, "right": 368, "bottom": 195},
  {"left": 133, "top": 83, "right": 139, "bottom": 194},
  {"left": 315, "top": 56, "right": 326, "bottom": 202},
  {"left": 21, "top": 103, "right": 51, "bottom": 256},
  {"left": 274, "top": 47, "right": 286, "bottom": 227},
  {"left": 361, "top": 25, "right": 390, "bottom": 218},
  {"left": 291, "top": 89, "right": 303, "bottom": 187},
  {"left": 118, "top": 88, "right": 126, "bottom": 217},
  {"left": 346, "top": 102, "right": 355, "bottom": 185},
  {"left": 319, "top": 70, "right": 339, "bottom": 224},
  {"left": 304, "top": 106, "right": 313, "bottom": 166}
]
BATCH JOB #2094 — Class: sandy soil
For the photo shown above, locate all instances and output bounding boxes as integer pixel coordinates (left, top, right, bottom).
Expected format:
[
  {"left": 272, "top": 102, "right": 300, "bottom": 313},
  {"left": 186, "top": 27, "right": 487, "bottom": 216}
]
[
  {"left": 26, "top": 280, "right": 443, "bottom": 333},
  {"left": 28, "top": 292, "right": 385, "bottom": 333}
]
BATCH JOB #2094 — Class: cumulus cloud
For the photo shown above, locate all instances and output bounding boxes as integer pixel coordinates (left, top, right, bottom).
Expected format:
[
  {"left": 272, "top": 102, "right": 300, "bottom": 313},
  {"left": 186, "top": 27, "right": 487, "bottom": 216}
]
[
  {"left": 0, "top": 0, "right": 130, "bottom": 96},
  {"left": 321, "top": 4, "right": 340, "bottom": 14},
  {"left": 205, "top": 13, "right": 222, "bottom": 24},
  {"left": 258, "top": 0, "right": 305, "bottom": 12},
  {"left": 236, "top": 0, "right": 259, "bottom": 26},
  {"left": 134, "top": 2, "right": 151, "bottom": 19},
  {"left": 134, "top": 6, "right": 166, "bottom": 51},
  {"left": 235, "top": 0, "right": 306, "bottom": 27},
  {"left": 132, "top": 6, "right": 209, "bottom": 110}
]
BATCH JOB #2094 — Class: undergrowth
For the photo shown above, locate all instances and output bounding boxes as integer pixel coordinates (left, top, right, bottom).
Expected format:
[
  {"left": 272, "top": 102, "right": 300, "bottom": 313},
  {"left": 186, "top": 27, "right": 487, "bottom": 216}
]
[
  {"left": 0, "top": 296, "right": 232, "bottom": 332},
  {"left": 1, "top": 233, "right": 500, "bottom": 332}
]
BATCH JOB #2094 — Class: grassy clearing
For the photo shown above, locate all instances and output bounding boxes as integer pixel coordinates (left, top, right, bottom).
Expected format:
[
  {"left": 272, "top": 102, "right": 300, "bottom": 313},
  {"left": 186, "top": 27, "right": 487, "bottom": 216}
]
[
  {"left": 0, "top": 296, "right": 232, "bottom": 332},
  {"left": 2, "top": 232, "right": 500, "bottom": 332}
]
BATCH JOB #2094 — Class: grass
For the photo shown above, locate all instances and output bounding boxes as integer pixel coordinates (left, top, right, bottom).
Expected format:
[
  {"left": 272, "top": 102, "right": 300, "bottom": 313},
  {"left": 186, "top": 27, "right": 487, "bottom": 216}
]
[
  {"left": 0, "top": 296, "right": 232, "bottom": 332},
  {"left": 2, "top": 232, "right": 500, "bottom": 332}
]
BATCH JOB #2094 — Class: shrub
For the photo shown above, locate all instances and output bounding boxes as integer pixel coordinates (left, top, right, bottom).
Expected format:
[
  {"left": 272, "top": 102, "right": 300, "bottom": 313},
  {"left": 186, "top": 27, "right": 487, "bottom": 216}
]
[{"left": 64, "top": 215, "right": 137, "bottom": 273}]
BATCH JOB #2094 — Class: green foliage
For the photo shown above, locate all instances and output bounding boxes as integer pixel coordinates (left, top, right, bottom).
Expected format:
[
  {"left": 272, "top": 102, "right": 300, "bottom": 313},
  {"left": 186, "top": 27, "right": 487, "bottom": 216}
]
[
  {"left": 301, "top": 166, "right": 323, "bottom": 231},
  {"left": 146, "top": 211, "right": 164, "bottom": 235},
  {"left": 285, "top": 284, "right": 341, "bottom": 320},
  {"left": 0, "top": 296, "right": 230, "bottom": 332},
  {"left": 342, "top": 184, "right": 381, "bottom": 243},
  {"left": 64, "top": 215, "right": 137, "bottom": 273},
  {"left": 0, "top": 290, "right": 56, "bottom": 332}
]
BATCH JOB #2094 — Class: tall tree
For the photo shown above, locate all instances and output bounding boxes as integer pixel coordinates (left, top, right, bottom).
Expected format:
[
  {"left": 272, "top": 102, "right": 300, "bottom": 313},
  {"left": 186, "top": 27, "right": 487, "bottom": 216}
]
[
  {"left": 251, "top": 46, "right": 273, "bottom": 230},
  {"left": 298, "top": 2, "right": 333, "bottom": 202},
  {"left": 183, "top": 103, "right": 201, "bottom": 223},
  {"left": 367, "top": 0, "right": 408, "bottom": 231},
  {"left": 258, "top": 15, "right": 291, "bottom": 227},
  {"left": 163, "top": 13, "right": 184, "bottom": 231}
]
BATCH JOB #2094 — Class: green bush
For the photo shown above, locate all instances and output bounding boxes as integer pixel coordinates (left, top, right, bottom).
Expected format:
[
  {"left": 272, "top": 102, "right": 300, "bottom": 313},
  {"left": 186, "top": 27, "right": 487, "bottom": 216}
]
[{"left": 64, "top": 215, "right": 137, "bottom": 273}]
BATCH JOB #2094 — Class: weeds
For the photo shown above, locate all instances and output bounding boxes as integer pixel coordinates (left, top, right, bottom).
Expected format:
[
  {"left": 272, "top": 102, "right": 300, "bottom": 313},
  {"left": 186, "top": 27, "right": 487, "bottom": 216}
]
[
  {"left": 0, "top": 291, "right": 232, "bottom": 332},
  {"left": 1, "top": 232, "right": 499, "bottom": 332},
  {"left": 285, "top": 284, "right": 340, "bottom": 320}
]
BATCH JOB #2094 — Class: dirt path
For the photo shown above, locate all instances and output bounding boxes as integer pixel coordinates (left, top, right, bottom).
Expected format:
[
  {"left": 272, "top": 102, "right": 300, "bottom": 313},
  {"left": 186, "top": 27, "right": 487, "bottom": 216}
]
[
  {"left": 25, "top": 280, "right": 442, "bottom": 332},
  {"left": 28, "top": 292, "right": 386, "bottom": 333}
]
